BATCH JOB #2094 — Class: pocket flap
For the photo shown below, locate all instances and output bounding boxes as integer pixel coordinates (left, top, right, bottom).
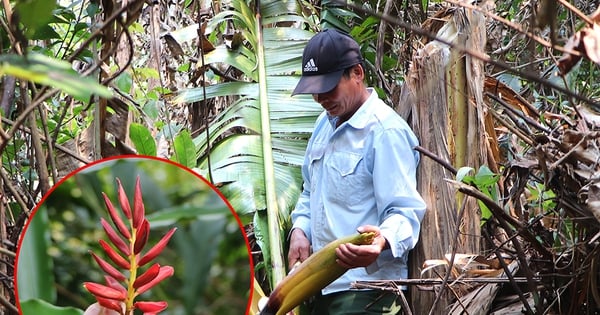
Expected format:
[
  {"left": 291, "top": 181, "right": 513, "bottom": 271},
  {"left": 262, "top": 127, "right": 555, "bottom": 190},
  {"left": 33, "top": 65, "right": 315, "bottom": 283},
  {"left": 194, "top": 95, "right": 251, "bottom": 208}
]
[{"left": 330, "top": 152, "right": 363, "bottom": 176}]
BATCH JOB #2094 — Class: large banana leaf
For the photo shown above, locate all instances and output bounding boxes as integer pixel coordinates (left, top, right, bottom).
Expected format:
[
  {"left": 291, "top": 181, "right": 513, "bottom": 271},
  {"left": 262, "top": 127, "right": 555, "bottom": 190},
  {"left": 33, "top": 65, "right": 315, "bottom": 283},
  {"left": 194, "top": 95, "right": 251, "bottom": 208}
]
[{"left": 175, "top": 0, "right": 321, "bottom": 287}]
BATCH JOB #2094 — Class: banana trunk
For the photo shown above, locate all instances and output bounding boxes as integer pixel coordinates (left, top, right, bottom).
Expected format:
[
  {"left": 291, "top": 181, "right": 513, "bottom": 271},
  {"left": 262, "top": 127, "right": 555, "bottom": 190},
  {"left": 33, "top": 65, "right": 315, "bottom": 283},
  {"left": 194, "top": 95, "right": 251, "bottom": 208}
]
[{"left": 259, "top": 232, "right": 376, "bottom": 315}]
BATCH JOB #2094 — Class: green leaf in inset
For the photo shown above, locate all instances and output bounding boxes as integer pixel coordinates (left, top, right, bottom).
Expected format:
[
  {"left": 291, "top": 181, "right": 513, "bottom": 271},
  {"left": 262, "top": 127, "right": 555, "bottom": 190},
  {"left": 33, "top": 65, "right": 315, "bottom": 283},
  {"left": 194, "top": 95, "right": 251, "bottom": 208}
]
[
  {"left": 146, "top": 203, "right": 229, "bottom": 228},
  {"left": 129, "top": 123, "right": 157, "bottom": 156},
  {"left": 20, "top": 299, "right": 83, "bottom": 315},
  {"left": 16, "top": 207, "right": 56, "bottom": 302},
  {"left": 174, "top": 217, "right": 226, "bottom": 314},
  {"left": 172, "top": 129, "right": 197, "bottom": 168}
]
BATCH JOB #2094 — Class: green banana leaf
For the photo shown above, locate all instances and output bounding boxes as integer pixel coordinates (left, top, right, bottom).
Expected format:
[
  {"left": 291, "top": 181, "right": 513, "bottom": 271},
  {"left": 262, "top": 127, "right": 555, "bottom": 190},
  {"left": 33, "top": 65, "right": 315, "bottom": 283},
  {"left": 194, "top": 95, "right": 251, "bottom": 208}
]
[{"left": 175, "top": 0, "right": 321, "bottom": 288}]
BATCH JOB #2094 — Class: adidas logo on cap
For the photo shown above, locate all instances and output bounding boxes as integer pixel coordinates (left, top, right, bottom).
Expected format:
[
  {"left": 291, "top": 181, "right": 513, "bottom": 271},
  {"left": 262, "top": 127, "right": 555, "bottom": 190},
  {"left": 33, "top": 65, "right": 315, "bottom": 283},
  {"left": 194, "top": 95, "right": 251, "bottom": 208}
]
[{"left": 303, "top": 58, "right": 318, "bottom": 72}]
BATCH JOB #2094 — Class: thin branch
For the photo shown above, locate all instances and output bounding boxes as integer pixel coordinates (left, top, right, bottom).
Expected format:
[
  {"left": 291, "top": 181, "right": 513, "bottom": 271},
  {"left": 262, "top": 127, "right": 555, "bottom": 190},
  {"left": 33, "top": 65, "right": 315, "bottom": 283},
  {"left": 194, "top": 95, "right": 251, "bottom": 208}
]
[
  {"left": 414, "top": 146, "right": 457, "bottom": 175},
  {"left": 37, "top": 104, "right": 59, "bottom": 182},
  {"left": 483, "top": 228, "right": 534, "bottom": 314},
  {"left": 485, "top": 92, "right": 552, "bottom": 134},
  {"left": 67, "top": 4, "right": 136, "bottom": 63},
  {"left": 197, "top": 16, "right": 214, "bottom": 184},
  {"left": 0, "top": 168, "right": 29, "bottom": 216},
  {"left": 556, "top": 0, "right": 594, "bottom": 25},
  {"left": 0, "top": 247, "right": 14, "bottom": 258},
  {"left": 488, "top": 108, "right": 534, "bottom": 147},
  {"left": 21, "top": 84, "right": 51, "bottom": 196},
  {"left": 549, "top": 133, "right": 587, "bottom": 169}
]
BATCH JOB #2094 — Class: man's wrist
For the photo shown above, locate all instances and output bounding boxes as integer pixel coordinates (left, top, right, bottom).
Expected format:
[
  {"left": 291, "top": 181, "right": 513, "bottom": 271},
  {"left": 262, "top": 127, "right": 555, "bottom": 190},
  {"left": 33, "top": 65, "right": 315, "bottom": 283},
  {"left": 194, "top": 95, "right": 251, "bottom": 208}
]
[{"left": 289, "top": 227, "right": 307, "bottom": 240}]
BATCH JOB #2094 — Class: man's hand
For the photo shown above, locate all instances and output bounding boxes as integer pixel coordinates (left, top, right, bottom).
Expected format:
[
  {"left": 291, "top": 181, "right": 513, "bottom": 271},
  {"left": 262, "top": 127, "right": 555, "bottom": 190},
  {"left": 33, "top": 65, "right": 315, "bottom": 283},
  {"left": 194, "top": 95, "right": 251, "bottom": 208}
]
[
  {"left": 287, "top": 228, "right": 310, "bottom": 269},
  {"left": 335, "top": 225, "right": 388, "bottom": 269}
]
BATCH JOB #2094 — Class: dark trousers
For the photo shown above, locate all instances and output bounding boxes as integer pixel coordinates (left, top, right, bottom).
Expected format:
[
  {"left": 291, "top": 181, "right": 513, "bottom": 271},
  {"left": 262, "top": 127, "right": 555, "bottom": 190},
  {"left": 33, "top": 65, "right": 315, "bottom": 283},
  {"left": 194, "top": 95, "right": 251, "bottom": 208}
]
[{"left": 310, "top": 290, "right": 402, "bottom": 315}]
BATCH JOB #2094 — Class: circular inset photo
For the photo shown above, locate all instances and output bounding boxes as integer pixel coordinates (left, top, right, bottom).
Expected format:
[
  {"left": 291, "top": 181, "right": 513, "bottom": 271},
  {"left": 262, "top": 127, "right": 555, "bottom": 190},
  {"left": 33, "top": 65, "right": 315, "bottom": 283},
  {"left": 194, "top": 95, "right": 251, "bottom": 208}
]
[{"left": 15, "top": 156, "right": 253, "bottom": 315}]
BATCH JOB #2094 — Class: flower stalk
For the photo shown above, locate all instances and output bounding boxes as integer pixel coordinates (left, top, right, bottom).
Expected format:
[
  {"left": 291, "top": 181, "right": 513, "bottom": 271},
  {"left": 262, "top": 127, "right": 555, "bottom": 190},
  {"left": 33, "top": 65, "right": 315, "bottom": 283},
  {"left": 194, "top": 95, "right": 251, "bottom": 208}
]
[{"left": 84, "top": 177, "right": 176, "bottom": 315}]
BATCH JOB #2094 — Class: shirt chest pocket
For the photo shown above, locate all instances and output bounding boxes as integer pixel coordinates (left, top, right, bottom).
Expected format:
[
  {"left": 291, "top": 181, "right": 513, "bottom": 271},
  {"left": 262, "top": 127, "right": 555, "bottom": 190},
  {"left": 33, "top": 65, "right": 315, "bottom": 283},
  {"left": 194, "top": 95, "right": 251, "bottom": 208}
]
[
  {"left": 330, "top": 152, "right": 363, "bottom": 176},
  {"left": 327, "top": 152, "right": 371, "bottom": 206}
]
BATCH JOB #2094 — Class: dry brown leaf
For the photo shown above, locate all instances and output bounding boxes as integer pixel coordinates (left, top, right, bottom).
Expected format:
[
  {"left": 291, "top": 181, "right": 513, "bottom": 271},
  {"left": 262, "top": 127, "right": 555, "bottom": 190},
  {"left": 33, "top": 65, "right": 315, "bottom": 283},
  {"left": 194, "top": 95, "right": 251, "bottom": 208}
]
[
  {"left": 558, "top": 30, "right": 583, "bottom": 75},
  {"left": 484, "top": 76, "right": 538, "bottom": 117},
  {"left": 583, "top": 24, "right": 600, "bottom": 64},
  {"left": 588, "top": 182, "right": 600, "bottom": 224},
  {"left": 559, "top": 19, "right": 600, "bottom": 74}
]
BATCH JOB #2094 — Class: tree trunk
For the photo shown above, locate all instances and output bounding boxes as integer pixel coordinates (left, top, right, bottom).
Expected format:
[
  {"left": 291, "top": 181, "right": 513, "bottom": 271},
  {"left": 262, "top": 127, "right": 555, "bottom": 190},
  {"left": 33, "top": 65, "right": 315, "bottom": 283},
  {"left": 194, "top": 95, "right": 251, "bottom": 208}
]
[{"left": 399, "top": 4, "right": 489, "bottom": 314}]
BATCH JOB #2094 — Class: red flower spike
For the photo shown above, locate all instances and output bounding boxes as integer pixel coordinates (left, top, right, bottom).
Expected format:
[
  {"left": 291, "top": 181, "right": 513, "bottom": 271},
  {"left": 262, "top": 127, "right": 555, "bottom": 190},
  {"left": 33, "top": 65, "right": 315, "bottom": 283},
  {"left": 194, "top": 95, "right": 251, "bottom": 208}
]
[
  {"left": 86, "top": 178, "right": 176, "bottom": 315},
  {"left": 116, "top": 178, "right": 132, "bottom": 219},
  {"left": 136, "top": 266, "right": 174, "bottom": 295},
  {"left": 138, "top": 228, "right": 177, "bottom": 267},
  {"left": 104, "top": 275, "right": 127, "bottom": 294},
  {"left": 95, "top": 296, "right": 124, "bottom": 313},
  {"left": 133, "top": 219, "right": 150, "bottom": 255},
  {"left": 134, "top": 301, "right": 167, "bottom": 314},
  {"left": 100, "top": 218, "right": 130, "bottom": 256},
  {"left": 99, "top": 239, "right": 131, "bottom": 270},
  {"left": 102, "top": 193, "right": 131, "bottom": 239},
  {"left": 133, "top": 263, "right": 160, "bottom": 288},
  {"left": 132, "top": 177, "right": 145, "bottom": 229},
  {"left": 84, "top": 282, "right": 127, "bottom": 300},
  {"left": 90, "top": 251, "right": 127, "bottom": 282}
]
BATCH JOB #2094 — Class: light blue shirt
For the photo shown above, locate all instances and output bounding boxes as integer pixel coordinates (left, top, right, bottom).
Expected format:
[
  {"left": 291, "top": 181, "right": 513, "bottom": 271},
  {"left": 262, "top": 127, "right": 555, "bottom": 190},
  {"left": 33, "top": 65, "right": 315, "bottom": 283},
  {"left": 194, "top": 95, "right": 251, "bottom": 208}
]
[{"left": 291, "top": 88, "right": 427, "bottom": 294}]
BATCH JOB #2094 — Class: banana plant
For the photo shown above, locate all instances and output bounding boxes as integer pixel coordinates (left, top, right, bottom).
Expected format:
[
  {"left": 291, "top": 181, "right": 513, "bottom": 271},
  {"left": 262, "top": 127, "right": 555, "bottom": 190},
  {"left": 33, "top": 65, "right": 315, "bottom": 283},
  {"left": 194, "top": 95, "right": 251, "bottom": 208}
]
[{"left": 174, "top": 0, "right": 321, "bottom": 288}]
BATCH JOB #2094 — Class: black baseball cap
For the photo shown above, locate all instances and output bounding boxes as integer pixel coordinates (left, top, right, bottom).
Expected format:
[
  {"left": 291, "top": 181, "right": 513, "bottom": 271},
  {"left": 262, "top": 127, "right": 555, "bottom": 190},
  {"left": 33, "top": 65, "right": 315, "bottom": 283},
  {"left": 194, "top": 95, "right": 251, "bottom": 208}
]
[{"left": 292, "top": 29, "right": 363, "bottom": 95}]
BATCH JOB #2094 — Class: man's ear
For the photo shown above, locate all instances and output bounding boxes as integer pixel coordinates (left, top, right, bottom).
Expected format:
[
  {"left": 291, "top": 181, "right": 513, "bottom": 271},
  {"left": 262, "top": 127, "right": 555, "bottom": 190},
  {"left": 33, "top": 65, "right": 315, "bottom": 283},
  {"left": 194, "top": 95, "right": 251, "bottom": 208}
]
[{"left": 352, "top": 64, "right": 365, "bottom": 79}]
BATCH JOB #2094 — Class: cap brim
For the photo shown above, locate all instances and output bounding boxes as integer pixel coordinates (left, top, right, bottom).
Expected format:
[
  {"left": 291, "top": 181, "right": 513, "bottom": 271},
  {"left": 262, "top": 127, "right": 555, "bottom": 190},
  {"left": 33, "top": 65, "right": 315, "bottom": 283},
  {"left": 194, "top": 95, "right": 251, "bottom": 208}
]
[{"left": 291, "top": 70, "right": 344, "bottom": 96}]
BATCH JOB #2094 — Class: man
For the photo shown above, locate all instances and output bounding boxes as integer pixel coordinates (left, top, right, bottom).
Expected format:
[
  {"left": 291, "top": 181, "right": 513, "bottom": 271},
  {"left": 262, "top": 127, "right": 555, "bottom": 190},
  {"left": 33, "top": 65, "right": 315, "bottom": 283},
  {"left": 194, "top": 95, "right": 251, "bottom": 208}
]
[{"left": 288, "top": 29, "right": 427, "bottom": 314}]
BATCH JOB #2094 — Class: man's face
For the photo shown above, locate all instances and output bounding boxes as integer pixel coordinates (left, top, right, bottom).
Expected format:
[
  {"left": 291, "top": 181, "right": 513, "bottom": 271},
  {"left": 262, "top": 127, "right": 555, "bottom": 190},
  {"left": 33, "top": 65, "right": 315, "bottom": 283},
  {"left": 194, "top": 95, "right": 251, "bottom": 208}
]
[{"left": 312, "top": 66, "right": 363, "bottom": 123}]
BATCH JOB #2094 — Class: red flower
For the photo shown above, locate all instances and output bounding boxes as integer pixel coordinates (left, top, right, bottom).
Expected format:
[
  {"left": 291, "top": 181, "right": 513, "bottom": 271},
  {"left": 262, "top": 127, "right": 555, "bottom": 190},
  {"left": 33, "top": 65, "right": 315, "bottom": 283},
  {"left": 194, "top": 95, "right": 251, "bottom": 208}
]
[
  {"left": 102, "top": 193, "right": 131, "bottom": 239},
  {"left": 89, "top": 251, "right": 126, "bottom": 281},
  {"left": 134, "top": 219, "right": 150, "bottom": 255},
  {"left": 132, "top": 177, "right": 145, "bottom": 229},
  {"left": 84, "top": 176, "right": 176, "bottom": 315},
  {"left": 84, "top": 282, "right": 127, "bottom": 300},
  {"left": 100, "top": 218, "right": 130, "bottom": 256},
  {"left": 134, "top": 301, "right": 168, "bottom": 314},
  {"left": 132, "top": 263, "right": 160, "bottom": 289},
  {"left": 135, "top": 266, "right": 174, "bottom": 295},
  {"left": 138, "top": 228, "right": 177, "bottom": 267},
  {"left": 116, "top": 178, "right": 132, "bottom": 219},
  {"left": 98, "top": 239, "right": 130, "bottom": 270}
]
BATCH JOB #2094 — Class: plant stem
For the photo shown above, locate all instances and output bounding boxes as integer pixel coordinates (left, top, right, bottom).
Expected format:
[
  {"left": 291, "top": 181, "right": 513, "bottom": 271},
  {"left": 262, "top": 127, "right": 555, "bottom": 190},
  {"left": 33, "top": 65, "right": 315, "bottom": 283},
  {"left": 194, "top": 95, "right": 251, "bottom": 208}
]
[{"left": 126, "top": 225, "right": 139, "bottom": 314}]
